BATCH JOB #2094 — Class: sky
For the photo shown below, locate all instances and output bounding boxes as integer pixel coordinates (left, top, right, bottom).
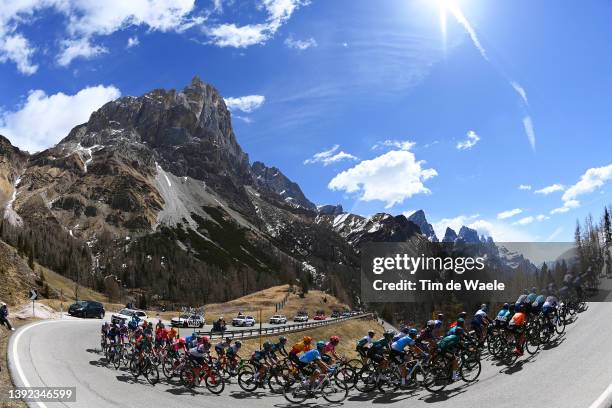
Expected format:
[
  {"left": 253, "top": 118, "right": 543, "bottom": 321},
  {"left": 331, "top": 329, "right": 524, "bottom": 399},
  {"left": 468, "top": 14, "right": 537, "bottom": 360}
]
[{"left": 0, "top": 0, "right": 611, "bottom": 243}]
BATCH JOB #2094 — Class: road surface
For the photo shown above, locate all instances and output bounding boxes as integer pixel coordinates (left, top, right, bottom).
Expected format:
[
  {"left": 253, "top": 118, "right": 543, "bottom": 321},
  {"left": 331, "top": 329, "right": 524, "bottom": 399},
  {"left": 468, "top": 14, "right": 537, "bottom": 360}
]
[{"left": 8, "top": 282, "right": 612, "bottom": 408}]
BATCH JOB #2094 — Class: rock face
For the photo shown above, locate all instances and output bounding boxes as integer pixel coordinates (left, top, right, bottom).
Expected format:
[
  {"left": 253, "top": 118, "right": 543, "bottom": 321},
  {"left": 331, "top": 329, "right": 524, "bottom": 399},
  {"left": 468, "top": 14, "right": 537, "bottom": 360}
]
[
  {"left": 317, "top": 204, "right": 343, "bottom": 216},
  {"left": 457, "top": 226, "right": 480, "bottom": 244},
  {"left": 442, "top": 227, "right": 458, "bottom": 243},
  {"left": 407, "top": 210, "right": 438, "bottom": 242},
  {"left": 252, "top": 161, "right": 316, "bottom": 210}
]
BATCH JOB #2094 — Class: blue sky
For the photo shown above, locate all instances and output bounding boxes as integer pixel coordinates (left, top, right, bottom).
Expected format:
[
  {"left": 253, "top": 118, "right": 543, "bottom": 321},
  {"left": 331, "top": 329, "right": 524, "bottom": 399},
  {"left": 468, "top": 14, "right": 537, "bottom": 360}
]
[{"left": 0, "top": 0, "right": 611, "bottom": 242}]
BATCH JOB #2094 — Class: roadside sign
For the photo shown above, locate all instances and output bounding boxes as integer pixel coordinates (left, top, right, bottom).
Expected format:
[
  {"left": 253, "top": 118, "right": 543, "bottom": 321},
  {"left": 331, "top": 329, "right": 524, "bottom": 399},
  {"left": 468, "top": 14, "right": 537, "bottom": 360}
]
[{"left": 29, "top": 289, "right": 38, "bottom": 301}]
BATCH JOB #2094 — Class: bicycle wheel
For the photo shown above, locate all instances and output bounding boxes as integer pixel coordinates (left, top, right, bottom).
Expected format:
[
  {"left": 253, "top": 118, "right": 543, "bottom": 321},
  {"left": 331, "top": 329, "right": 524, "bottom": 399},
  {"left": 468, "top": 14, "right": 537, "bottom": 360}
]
[
  {"left": 145, "top": 362, "right": 159, "bottom": 385},
  {"left": 334, "top": 365, "right": 356, "bottom": 390},
  {"left": 459, "top": 357, "right": 481, "bottom": 382},
  {"left": 283, "top": 379, "right": 308, "bottom": 404},
  {"left": 377, "top": 367, "right": 399, "bottom": 393},
  {"left": 237, "top": 368, "right": 259, "bottom": 392},
  {"left": 267, "top": 372, "right": 286, "bottom": 394},
  {"left": 345, "top": 359, "right": 364, "bottom": 372},
  {"left": 113, "top": 350, "right": 122, "bottom": 370},
  {"left": 422, "top": 360, "right": 450, "bottom": 393},
  {"left": 321, "top": 378, "right": 349, "bottom": 403},
  {"left": 355, "top": 364, "right": 377, "bottom": 393},
  {"left": 553, "top": 314, "right": 566, "bottom": 334},
  {"left": 204, "top": 370, "right": 225, "bottom": 394},
  {"left": 162, "top": 356, "right": 176, "bottom": 379},
  {"left": 129, "top": 357, "right": 140, "bottom": 378},
  {"left": 180, "top": 366, "right": 197, "bottom": 388}
]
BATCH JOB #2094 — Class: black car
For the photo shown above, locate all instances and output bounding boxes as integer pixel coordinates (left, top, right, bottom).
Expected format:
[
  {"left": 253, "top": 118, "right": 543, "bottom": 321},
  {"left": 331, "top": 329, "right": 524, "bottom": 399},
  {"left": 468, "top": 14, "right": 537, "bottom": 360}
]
[{"left": 68, "top": 300, "right": 105, "bottom": 319}]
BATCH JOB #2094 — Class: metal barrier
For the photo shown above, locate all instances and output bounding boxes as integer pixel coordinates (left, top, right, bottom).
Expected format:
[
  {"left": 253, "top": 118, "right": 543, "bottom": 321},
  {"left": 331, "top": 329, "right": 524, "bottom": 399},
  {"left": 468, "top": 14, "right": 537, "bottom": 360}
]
[{"left": 196, "top": 313, "right": 372, "bottom": 340}]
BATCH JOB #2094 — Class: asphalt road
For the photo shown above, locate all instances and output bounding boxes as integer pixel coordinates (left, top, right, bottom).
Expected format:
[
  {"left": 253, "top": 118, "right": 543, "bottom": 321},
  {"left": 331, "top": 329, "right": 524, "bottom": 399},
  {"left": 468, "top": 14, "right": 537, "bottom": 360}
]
[{"left": 8, "top": 281, "right": 612, "bottom": 408}]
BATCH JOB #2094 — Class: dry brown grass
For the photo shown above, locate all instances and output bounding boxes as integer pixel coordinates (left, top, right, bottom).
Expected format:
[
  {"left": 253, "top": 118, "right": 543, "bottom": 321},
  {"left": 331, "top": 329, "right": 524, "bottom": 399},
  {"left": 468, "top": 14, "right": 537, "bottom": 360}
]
[
  {"left": 204, "top": 285, "right": 349, "bottom": 322},
  {"left": 236, "top": 317, "right": 385, "bottom": 358}
]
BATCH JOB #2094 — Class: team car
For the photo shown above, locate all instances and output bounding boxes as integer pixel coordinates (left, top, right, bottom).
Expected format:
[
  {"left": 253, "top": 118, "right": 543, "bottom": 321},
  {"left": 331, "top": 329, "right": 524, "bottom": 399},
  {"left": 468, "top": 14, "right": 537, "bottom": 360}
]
[
  {"left": 111, "top": 308, "right": 148, "bottom": 325},
  {"left": 269, "top": 315, "right": 287, "bottom": 324},
  {"left": 171, "top": 314, "right": 205, "bottom": 328},
  {"left": 232, "top": 315, "right": 256, "bottom": 327}
]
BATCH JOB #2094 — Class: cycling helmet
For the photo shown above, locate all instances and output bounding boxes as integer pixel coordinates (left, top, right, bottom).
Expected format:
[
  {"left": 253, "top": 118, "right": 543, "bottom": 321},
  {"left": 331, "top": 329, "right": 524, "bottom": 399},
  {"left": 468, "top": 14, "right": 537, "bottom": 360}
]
[
  {"left": 458, "top": 311, "right": 467, "bottom": 319},
  {"left": 480, "top": 304, "right": 488, "bottom": 312},
  {"left": 453, "top": 326, "right": 465, "bottom": 335},
  {"left": 426, "top": 320, "right": 435, "bottom": 329},
  {"left": 330, "top": 335, "right": 340, "bottom": 344},
  {"left": 437, "top": 313, "right": 444, "bottom": 320},
  {"left": 367, "top": 330, "right": 375, "bottom": 336},
  {"left": 531, "top": 287, "right": 537, "bottom": 293},
  {"left": 178, "top": 338, "right": 186, "bottom": 345},
  {"left": 224, "top": 337, "right": 231, "bottom": 343},
  {"left": 502, "top": 303, "right": 509, "bottom": 309},
  {"left": 383, "top": 329, "right": 395, "bottom": 339},
  {"left": 456, "top": 318, "right": 465, "bottom": 327},
  {"left": 200, "top": 336, "right": 210, "bottom": 343},
  {"left": 235, "top": 340, "right": 242, "bottom": 348},
  {"left": 263, "top": 341, "right": 272, "bottom": 350},
  {"left": 303, "top": 336, "right": 312, "bottom": 344},
  {"left": 143, "top": 320, "right": 148, "bottom": 327},
  {"left": 401, "top": 326, "right": 410, "bottom": 334},
  {"left": 316, "top": 341, "right": 326, "bottom": 350},
  {"left": 279, "top": 336, "right": 287, "bottom": 343},
  {"left": 408, "top": 328, "right": 418, "bottom": 336}
]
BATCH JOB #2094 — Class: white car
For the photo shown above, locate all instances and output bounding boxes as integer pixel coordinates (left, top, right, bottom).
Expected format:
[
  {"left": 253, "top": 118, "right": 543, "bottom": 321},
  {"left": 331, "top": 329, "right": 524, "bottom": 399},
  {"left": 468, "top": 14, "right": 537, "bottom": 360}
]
[
  {"left": 171, "top": 314, "right": 205, "bottom": 328},
  {"left": 269, "top": 315, "right": 287, "bottom": 324},
  {"left": 293, "top": 314, "right": 309, "bottom": 322},
  {"left": 111, "top": 308, "right": 148, "bottom": 325},
  {"left": 232, "top": 315, "right": 256, "bottom": 327}
]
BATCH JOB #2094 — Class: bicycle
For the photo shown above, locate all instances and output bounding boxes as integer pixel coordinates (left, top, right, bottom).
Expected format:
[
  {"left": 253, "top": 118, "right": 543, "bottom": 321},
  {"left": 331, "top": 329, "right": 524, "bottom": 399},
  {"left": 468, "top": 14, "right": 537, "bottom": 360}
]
[
  {"left": 283, "top": 365, "right": 348, "bottom": 404},
  {"left": 179, "top": 356, "right": 225, "bottom": 394}
]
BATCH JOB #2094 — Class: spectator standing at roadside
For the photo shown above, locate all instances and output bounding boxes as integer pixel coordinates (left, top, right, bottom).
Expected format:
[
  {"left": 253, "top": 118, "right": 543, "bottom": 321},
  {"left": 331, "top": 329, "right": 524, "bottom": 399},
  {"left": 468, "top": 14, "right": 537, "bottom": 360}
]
[{"left": 0, "top": 302, "right": 15, "bottom": 331}]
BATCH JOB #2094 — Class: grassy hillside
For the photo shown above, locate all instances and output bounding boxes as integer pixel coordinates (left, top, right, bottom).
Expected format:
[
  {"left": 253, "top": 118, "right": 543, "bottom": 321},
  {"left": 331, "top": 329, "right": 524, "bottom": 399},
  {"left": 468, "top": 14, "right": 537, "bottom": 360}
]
[{"left": 0, "top": 239, "right": 37, "bottom": 305}]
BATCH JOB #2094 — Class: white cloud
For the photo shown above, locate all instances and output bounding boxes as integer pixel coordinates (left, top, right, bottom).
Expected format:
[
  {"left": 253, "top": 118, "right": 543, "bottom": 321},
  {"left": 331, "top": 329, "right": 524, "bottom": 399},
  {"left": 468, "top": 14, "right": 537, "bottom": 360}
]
[
  {"left": 511, "top": 81, "right": 528, "bottom": 105},
  {"left": 536, "top": 214, "right": 549, "bottom": 221},
  {"left": 432, "top": 214, "right": 480, "bottom": 239},
  {"left": 550, "top": 199, "right": 580, "bottom": 215},
  {"left": 224, "top": 95, "right": 265, "bottom": 113},
  {"left": 534, "top": 183, "right": 564, "bottom": 195},
  {"left": 497, "top": 208, "right": 522, "bottom": 220},
  {"left": 0, "top": 34, "right": 38, "bottom": 75},
  {"left": 456, "top": 130, "right": 480, "bottom": 150},
  {"left": 57, "top": 37, "right": 108, "bottom": 66},
  {"left": 0, "top": 85, "right": 121, "bottom": 152},
  {"left": 523, "top": 115, "right": 536, "bottom": 151},
  {"left": 284, "top": 35, "right": 317, "bottom": 50},
  {"left": 127, "top": 36, "right": 140, "bottom": 48},
  {"left": 371, "top": 140, "right": 415, "bottom": 151},
  {"left": 328, "top": 149, "right": 437, "bottom": 208},
  {"left": 233, "top": 115, "right": 253, "bottom": 124},
  {"left": 514, "top": 216, "right": 534, "bottom": 225},
  {"left": 342, "top": 42, "right": 348, "bottom": 48},
  {"left": 562, "top": 164, "right": 612, "bottom": 203},
  {"left": 304, "top": 145, "right": 358, "bottom": 166},
  {"left": 208, "top": 0, "right": 309, "bottom": 48},
  {"left": 518, "top": 184, "right": 532, "bottom": 191}
]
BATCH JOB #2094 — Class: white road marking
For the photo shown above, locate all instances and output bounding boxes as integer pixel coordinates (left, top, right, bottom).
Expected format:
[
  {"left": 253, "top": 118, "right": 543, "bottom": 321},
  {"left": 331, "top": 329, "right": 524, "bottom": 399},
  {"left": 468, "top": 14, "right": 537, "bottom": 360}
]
[
  {"left": 11, "top": 320, "right": 84, "bottom": 408},
  {"left": 589, "top": 380, "right": 612, "bottom": 408}
]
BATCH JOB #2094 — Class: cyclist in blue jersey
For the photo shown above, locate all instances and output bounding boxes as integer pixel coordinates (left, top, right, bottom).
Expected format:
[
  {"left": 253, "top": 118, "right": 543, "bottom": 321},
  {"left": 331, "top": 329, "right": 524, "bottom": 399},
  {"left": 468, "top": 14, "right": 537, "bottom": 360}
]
[
  {"left": 298, "top": 341, "right": 332, "bottom": 387},
  {"left": 391, "top": 328, "right": 427, "bottom": 386}
]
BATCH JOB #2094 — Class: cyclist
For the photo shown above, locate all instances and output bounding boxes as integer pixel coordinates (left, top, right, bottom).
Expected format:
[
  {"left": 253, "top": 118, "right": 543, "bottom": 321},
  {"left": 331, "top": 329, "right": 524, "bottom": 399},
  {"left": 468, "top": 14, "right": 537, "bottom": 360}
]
[
  {"left": 289, "top": 336, "right": 312, "bottom": 365},
  {"left": 155, "top": 319, "right": 165, "bottom": 331},
  {"left": 437, "top": 325, "right": 465, "bottom": 381},
  {"left": 515, "top": 290, "right": 531, "bottom": 314},
  {"left": 542, "top": 292, "right": 559, "bottom": 331},
  {"left": 471, "top": 304, "right": 491, "bottom": 347},
  {"left": 508, "top": 304, "right": 527, "bottom": 356},
  {"left": 449, "top": 312, "right": 467, "bottom": 329},
  {"left": 532, "top": 290, "right": 546, "bottom": 314},
  {"left": 167, "top": 327, "right": 178, "bottom": 345},
  {"left": 366, "top": 330, "right": 395, "bottom": 370},
  {"left": 391, "top": 328, "right": 427, "bottom": 386},
  {"left": 226, "top": 340, "right": 242, "bottom": 366},
  {"left": 107, "top": 323, "right": 120, "bottom": 345},
  {"left": 118, "top": 321, "right": 129, "bottom": 344},
  {"left": 271, "top": 336, "right": 288, "bottom": 357},
  {"left": 393, "top": 327, "right": 410, "bottom": 342},
  {"left": 298, "top": 341, "right": 332, "bottom": 388},
  {"left": 215, "top": 337, "right": 232, "bottom": 358},
  {"left": 184, "top": 331, "right": 199, "bottom": 349},
  {"left": 417, "top": 320, "right": 438, "bottom": 353},
  {"left": 448, "top": 317, "right": 465, "bottom": 336},
  {"left": 251, "top": 341, "right": 276, "bottom": 382},
  {"left": 494, "top": 303, "right": 512, "bottom": 328},
  {"left": 322, "top": 336, "right": 341, "bottom": 362},
  {"left": 356, "top": 330, "right": 375, "bottom": 357},
  {"left": 187, "top": 336, "right": 211, "bottom": 366}
]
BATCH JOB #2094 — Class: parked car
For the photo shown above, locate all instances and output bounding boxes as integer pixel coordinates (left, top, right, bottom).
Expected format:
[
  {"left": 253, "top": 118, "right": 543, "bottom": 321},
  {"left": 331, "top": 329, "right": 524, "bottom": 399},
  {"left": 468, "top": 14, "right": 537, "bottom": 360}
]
[
  {"left": 313, "top": 314, "right": 327, "bottom": 320},
  {"left": 171, "top": 314, "right": 205, "bottom": 328},
  {"left": 330, "top": 311, "right": 340, "bottom": 318},
  {"left": 293, "top": 313, "right": 308, "bottom": 322},
  {"left": 68, "top": 300, "right": 105, "bottom": 319},
  {"left": 111, "top": 308, "right": 148, "bottom": 325},
  {"left": 341, "top": 311, "right": 351, "bottom": 317},
  {"left": 232, "top": 315, "right": 256, "bottom": 327},
  {"left": 269, "top": 315, "right": 287, "bottom": 324}
]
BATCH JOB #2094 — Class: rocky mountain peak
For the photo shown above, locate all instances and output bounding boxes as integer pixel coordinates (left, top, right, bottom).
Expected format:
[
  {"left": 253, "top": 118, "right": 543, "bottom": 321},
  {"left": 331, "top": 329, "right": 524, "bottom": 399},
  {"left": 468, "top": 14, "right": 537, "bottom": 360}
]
[
  {"left": 317, "top": 204, "right": 343, "bottom": 216},
  {"left": 407, "top": 209, "right": 438, "bottom": 242},
  {"left": 252, "top": 161, "right": 316, "bottom": 210},
  {"left": 442, "top": 227, "right": 458, "bottom": 243},
  {"left": 457, "top": 225, "right": 480, "bottom": 243}
]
